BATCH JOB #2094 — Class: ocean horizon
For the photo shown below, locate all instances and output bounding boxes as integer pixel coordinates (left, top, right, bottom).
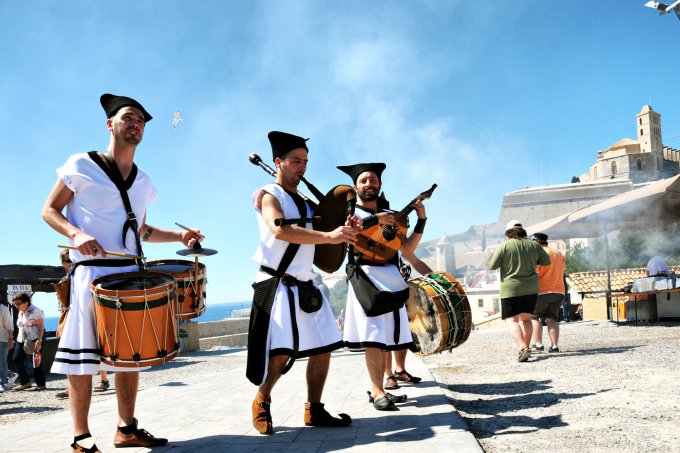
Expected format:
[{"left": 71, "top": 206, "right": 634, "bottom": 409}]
[{"left": 43, "top": 300, "right": 251, "bottom": 332}]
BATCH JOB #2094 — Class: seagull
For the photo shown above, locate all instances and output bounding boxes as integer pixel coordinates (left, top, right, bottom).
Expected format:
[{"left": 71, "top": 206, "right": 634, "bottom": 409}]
[
  {"left": 172, "top": 110, "right": 183, "bottom": 128},
  {"left": 644, "top": 1, "right": 680, "bottom": 20}
]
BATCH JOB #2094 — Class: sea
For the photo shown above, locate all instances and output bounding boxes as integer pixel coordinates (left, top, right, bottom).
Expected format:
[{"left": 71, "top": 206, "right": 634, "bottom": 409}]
[{"left": 43, "top": 301, "right": 251, "bottom": 332}]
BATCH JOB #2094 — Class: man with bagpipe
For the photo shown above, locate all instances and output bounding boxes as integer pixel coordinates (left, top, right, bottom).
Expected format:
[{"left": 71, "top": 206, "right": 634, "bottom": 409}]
[
  {"left": 337, "top": 163, "right": 432, "bottom": 411},
  {"left": 247, "top": 131, "right": 356, "bottom": 434}
]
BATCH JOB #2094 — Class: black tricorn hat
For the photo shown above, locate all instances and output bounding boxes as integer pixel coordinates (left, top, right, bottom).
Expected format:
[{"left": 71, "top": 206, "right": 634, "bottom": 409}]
[
  {"left": 337, "top": 163, "right": 386, "bottom": 183},
  {"left": 268, "top": 131, "right": 309, "bottom": 161},
  {"left": 100, "top": 93, "right": 153, "bottom": 122}
]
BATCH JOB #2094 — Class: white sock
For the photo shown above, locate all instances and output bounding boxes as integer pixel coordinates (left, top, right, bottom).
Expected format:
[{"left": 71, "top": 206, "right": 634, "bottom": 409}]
[{"left": 534, "top": 343, "right": 543, "bottom": 348}]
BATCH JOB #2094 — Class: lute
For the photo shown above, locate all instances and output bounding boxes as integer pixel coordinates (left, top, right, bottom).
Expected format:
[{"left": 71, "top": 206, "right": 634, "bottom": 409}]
[{"left": 355, "top": 183, "right": 437, "bottom": 264}]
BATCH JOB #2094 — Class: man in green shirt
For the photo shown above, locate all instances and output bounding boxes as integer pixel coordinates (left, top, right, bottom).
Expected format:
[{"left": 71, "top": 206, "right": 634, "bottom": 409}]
[{"left": 487, "top": 220, "right": 550, "bottom": 362}]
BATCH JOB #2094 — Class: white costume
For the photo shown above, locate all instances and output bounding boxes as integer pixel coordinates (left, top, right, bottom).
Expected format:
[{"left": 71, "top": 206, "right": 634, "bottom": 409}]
[
  {"left": 342, "top": 205, "right": 414, "bottom": 350},
  {"left": 52, "top": 153, "right": 157, "bottom": 375},
  {"left": 250, "top": 183, "right": 342, "bottom": 382}
]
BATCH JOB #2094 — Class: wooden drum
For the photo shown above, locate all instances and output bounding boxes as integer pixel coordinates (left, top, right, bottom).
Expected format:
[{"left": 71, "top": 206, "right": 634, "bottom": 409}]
[
  {"left": 146, "top": 260, "right": 207, "bottom": 320},
  {"left": 91, "top": 271, "right": 180, "bottom": 367},
  {"left": 406, "top": 272, "right": 472, "bottom": 355}
]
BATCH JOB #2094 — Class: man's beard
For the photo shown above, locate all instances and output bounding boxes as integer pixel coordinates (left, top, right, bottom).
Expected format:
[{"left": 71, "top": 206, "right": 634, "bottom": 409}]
[
  {"left": 358, "top": 188, "right": 378, "bottom": 202},
  {"left": 123, "top": 135, "right": 141, "bottom": 145}
]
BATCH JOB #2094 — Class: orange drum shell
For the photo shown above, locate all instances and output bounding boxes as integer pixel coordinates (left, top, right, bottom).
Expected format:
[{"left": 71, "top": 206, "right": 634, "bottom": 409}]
[
  {"left": 92, "top": 271, "right": 180, "bottom": 368},
  {"left": 146, "top": 260, "right": 206, "bottom": 320}
]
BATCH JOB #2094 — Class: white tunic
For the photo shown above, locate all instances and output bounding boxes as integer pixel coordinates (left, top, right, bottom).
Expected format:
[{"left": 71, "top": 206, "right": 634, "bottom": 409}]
[
  {"left": 52, "top": 153, "right": 157, "bottom": 375},
  {"left": 342, "top": 205, "right": 414, "bottom": 350},
  {"left": 251, "top": 184, "right": 342, "bottom": 380}
]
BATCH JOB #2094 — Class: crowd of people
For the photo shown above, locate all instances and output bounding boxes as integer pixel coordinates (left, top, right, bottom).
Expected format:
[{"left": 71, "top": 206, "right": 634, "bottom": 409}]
[{"left": 8, "top": 92, "right": 671, "bottom": 451}]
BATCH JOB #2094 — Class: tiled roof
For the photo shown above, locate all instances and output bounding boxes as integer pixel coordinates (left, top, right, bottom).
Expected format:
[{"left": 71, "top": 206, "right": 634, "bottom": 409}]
[{"left": 567, "top": 266, "right": 680, "bottom": 297}]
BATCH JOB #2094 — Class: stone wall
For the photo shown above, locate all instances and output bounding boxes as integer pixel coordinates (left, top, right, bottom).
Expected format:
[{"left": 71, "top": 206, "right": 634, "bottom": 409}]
[{"left": 181, "top": 318, "right": 249, "bottom": 352}]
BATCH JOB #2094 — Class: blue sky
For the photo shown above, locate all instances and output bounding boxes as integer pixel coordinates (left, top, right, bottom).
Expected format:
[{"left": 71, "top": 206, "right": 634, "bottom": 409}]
[{"left": 3, "top": 1, "right": 680, "bottom": 316}]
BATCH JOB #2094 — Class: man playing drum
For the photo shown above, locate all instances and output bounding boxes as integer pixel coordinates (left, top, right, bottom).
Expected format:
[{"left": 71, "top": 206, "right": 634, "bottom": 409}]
[
  {"left": 42, "top": 94, "right": 202, "bottom": 452},
  {"left": 247, "top": 131, "right": 356, "bottom": 434},
  {"left": 337, "top": 163, "right": 428, "bottom": 411}
]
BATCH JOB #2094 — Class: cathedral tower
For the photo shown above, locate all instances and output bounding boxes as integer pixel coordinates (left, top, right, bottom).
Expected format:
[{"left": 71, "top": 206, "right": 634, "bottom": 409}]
[{"left": 636, "top": 105, "right": 662, "bottom": 154}]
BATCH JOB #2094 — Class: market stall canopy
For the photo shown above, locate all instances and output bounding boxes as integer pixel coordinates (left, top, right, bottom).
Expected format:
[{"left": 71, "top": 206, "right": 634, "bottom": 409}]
[{"left": 526, "top": 175, "right": 680, "bottom": 239}]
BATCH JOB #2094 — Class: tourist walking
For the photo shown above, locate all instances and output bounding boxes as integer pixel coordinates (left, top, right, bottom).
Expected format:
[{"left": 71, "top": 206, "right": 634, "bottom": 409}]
[
  {"left": 11, "top": 292, "right": 46, "bottom": 391},
  {"left": 0, "top": 298, "right": 18, "bottom": 391},
  {"left": 529, "top": 233, "right": 565, "bottom": 353},
  {"left": 487, "top": 220, "right": 550, "bottom": 362}
]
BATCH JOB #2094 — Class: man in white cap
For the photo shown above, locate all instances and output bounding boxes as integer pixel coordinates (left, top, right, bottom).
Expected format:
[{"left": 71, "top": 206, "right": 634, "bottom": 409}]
[{"left": 487, "top": 220, "right": 550, "bottom": 362}]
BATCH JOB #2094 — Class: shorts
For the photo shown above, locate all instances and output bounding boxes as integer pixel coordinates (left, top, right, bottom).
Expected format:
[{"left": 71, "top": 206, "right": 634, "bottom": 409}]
[
  {"left": 532, "top": 293, "right": 564, "bottom": 320},
  {"left": 501, "top": 294, "right": 538, "bottom": 319}
]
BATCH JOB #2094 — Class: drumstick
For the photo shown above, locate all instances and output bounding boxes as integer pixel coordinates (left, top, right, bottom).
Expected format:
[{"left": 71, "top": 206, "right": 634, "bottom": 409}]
[
  {"left": 174, "top": 223, "right": 202, "bottom": 302},
  {"left": 58, "top": 245, "right": 144, "bottom": 259},
  {"left": 175, "top": 222, "right": 199, "bottom": 234}
]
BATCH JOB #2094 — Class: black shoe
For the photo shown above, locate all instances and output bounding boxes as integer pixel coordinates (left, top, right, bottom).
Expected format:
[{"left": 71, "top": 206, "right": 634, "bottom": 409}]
[
  {"left": 71, "top": 436, "right": 102, "bottom": 453},
  {"left": 548, "top": 346, "right": 560, "bottom": 353},
  {"left": 367, "top": 391, "right": 407, "bottom": 404},
  {"left": 372, "top": 395, "right": 398, "bottom": 411}
]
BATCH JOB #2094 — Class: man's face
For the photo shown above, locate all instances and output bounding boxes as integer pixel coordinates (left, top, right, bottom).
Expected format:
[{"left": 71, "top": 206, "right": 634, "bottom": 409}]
[
  {"left": 355, "top": 171, "right": 381, "bottom": 202},
  {"left": 276, "top": 148, "right": 308, "bottom": 187},
  {"left": 61, "top": 254, "right": 72, "bottom": 271},
  {"left": 107, "top": 106, "right": 145, "bottom": 145}
]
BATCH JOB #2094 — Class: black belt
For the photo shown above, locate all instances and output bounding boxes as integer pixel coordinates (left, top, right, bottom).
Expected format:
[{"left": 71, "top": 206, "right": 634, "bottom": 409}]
[
  {"left": 73, "top": 258, "right": 138, "bottom": 270},
  {"left": 260, "top": 266, "right": 310, "bottom": 286}
]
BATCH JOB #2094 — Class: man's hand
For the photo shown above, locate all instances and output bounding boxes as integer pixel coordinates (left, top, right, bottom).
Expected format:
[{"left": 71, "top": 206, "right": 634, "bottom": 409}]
[
  {"left": 327, "top": 223, "right": 357, "bottom": 245},
  {"left": 74, "top": 232, "right": 105, "bottom": 257},
  {"left": 377, "top": 212, "right": 395, "bottom": 225},
  {"left": 180, "top": 229, "right": 205, "bottom": 248}
]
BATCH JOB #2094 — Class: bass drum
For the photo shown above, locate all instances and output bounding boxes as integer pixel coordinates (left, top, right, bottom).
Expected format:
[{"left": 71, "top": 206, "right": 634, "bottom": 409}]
[
  {"left": 406, "top": 272, "right": 472, "bottom": 355},
  {"left": 91, "top": 271, "right": 180, "bottom": 368},
  {"left": 313, "top": 185, "right": 355, "bottom": 274}
]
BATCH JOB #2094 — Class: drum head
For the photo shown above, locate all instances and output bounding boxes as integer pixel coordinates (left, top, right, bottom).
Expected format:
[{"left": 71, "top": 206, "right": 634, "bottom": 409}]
[
  {"left": 148, "top": 263, "right": 194, "bottom": 273},
  {"left": 97, "top": 275, "right": 173, "bottom": 291},
  {"left": 407, "top": 272, "right": 472, "bottom": 355}
]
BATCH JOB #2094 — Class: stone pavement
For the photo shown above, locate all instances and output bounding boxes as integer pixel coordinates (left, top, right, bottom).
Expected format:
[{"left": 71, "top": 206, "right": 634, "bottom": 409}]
[{"left": 3, "top": 349, "right": 482, "bottom": 453}]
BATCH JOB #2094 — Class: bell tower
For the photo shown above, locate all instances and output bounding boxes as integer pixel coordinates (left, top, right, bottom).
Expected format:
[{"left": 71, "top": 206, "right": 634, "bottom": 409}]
[{"left": 636, "top": 105, "right": 662, "bottom": 154}]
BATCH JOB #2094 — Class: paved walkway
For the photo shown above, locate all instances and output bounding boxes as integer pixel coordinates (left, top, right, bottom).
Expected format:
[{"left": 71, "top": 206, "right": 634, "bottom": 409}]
[{"left": 4, "top": 349, "right": 482, "bottom": 453}]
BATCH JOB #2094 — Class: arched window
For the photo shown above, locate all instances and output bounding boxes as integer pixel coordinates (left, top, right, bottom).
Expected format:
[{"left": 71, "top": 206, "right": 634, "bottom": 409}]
[
  {"left": 611, "top": 161, "right": 617, "bottom": 175},
  {"left": 637, "top": 159, "right": 642, "bottom": 170}
]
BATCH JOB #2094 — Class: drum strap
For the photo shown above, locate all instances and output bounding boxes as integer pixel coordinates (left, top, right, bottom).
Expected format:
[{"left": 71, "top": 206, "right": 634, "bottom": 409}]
[{"left": 88, "top": 151, "right": 144, "bottom": 270}]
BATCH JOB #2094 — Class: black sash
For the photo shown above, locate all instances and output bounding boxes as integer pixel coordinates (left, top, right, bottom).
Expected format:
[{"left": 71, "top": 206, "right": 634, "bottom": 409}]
[{"left": 246, "top": 189, "right": 310, "bottom": 386}]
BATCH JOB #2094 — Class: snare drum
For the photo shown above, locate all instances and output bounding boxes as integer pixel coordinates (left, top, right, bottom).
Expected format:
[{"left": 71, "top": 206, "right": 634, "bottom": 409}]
[
  {"left": 146, "top": 260, "right": 207, "bottom": 320},
  {"left": 91, "top": 271, "right": 180, "bottom": 367},
  {"left": 407, "top": 272, "right": 472, "bottom": 355}
]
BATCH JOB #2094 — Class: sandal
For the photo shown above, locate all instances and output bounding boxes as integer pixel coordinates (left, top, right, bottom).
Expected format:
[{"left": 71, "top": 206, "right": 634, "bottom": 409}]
[
  {"left": 93, "top": 380, "right": 109, "bottom": 393},
  {"left": 384, "top": 375, "right": 399, "bottom": 390},
  {"left": 394, "top": 370, "right": 421, "bottom": 384},
  {"left": 367, "top": 391, "right": 407, "bottom": 404}
]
